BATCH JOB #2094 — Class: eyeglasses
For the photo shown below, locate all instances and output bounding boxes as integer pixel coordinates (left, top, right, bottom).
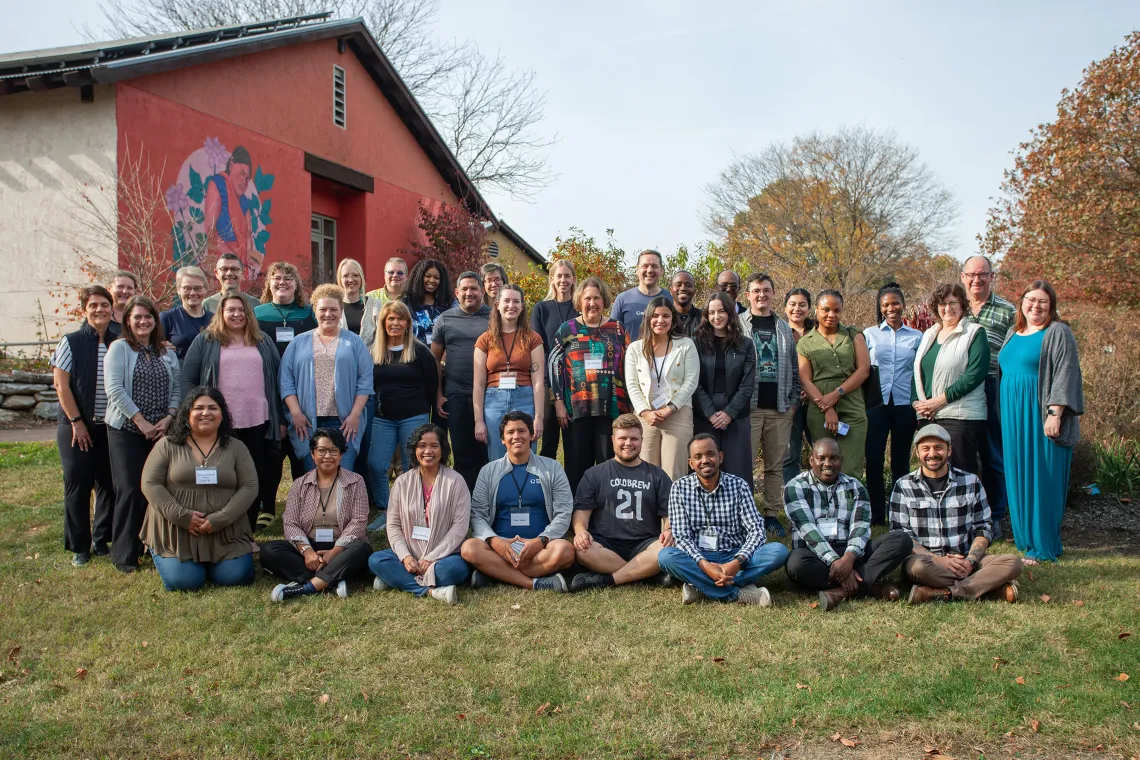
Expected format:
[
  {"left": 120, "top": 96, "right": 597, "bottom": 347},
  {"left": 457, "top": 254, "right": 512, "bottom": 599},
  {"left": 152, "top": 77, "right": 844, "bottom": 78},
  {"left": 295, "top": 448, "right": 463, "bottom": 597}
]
[
  {"left": 271, "top": 276, "right": 295, "bottom": 284},
  {"left": 940, "top": 300, "right": 962, "bottom": 308},
  {"left": 180, "top": 286, "right": 206, "bottom": 294},
  {"left": 962, "top": 272, "right": 992, "bottom": 280},
  {"left": 217, "top": 266, "right": 242, "bottom": 274},
  {"left": 385, "top": 270, "right": 407, "bottom": 277},
  {"left": 314, "top": 447, "right": 341, "bottom": 458},
  {"left": 1023, "top": 297, "right": 1051, "bottom": 307}
]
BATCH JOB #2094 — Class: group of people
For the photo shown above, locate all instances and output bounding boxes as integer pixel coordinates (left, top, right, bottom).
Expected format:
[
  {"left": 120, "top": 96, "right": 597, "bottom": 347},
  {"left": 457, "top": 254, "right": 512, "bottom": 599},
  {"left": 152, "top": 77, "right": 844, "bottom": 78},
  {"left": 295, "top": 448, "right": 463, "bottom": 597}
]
[{"left": 51, "top": 247, "right": 1082, "bottom": 606}]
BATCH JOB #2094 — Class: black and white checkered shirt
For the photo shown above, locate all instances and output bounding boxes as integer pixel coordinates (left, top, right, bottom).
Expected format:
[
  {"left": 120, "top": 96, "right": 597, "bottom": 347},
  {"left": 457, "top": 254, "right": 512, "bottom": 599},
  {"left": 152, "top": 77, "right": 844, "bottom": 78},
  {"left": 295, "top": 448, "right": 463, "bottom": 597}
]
[
  {"left": 668, "top": 472, "right": 765, "bottom": 563},
  {"left": 888, "top": 467, "right": 992, "bottom": 556},
  {"left": 783, "top": 470, "right": 871, "bottom": 564}
]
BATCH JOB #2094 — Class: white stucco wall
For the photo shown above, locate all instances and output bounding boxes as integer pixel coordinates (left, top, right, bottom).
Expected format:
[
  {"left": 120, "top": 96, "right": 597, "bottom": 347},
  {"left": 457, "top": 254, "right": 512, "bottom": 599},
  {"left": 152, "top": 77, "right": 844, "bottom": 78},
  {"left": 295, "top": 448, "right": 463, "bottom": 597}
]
[{"left": 0, "top": 85, "right": 118, "bottom": 347}]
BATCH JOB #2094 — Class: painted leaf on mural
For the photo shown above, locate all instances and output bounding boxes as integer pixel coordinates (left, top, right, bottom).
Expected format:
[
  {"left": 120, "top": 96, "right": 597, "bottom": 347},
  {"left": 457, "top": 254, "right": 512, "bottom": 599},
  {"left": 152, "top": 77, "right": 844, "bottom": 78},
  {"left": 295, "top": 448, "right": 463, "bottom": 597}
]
[
  {"left": 189, "top": 206, "right": 205, "bottom": 225},
  {"left": 187, "top": 167, "right": 205, "bottom": 205},
  {"left": 254, "top": 229, "right": 270, "bottom": 254},
  {"left": 260, "top": 199, "right": 273, "bottom": 228},
  {"left": 254, "top": 166, "right": 275, "bottom": 194}
]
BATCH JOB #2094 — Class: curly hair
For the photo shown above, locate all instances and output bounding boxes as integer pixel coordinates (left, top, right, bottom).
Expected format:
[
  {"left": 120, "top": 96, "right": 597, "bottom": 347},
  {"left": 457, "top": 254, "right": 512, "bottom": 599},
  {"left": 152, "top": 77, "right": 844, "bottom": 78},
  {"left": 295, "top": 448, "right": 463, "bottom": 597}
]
[
  {"left": 166, "top": 386, "right": 234, "bottom": 446},
  {"left": 406, "top": 258, "right": 453, "bottom": 310},
  {"left": 259, "top": 261, "right": 308, "bottom": 306},
  {"left": 405, "top": 423, "right": 452, "bottom": 467},
  {"left": 929, "top": 283, "right": 969, "bottom": 324}
]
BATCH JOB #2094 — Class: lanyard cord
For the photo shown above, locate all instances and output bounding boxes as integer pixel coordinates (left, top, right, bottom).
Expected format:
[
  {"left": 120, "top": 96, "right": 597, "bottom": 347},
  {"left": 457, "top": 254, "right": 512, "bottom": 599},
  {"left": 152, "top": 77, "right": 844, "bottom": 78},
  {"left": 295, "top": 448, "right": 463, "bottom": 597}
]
[
  {"left": 189, "top": 435, "right": 219, "bottom": 465},
  {"left": 651, "top": 338, "right": 672, "bottom": 388},
  {"left": 502, "top": 329, "right": 519, "bottom": 373},
  {"left": 318, "top": 468, "right": 340, "bottom": 518}
]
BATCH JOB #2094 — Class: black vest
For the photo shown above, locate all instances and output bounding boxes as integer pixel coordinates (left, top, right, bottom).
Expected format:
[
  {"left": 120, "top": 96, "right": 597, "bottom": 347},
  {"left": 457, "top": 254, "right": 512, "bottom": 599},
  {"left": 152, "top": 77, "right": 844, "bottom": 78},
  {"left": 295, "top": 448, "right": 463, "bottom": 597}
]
[{"left": 60, "top": 322, "right": 114, "bottom": 425}]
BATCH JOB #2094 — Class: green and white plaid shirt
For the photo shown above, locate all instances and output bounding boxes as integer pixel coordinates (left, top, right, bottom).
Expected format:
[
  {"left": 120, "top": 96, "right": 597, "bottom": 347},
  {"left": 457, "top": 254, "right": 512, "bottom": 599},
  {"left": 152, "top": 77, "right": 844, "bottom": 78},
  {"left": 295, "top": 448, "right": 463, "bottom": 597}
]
[
  {"left": 966, "top": 292, "right": 1015, "bottom": 377},
  {"left": 783, "top": 471, "right": 871, "bottom": 565}
]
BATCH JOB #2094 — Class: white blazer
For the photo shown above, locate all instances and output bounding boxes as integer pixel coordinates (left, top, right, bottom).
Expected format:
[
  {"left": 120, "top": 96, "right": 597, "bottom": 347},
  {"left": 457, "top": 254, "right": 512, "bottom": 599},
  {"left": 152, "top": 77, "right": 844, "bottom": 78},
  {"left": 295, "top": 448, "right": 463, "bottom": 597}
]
[{"left": 624, "top": 336, "right": 700, "bottom": 414}]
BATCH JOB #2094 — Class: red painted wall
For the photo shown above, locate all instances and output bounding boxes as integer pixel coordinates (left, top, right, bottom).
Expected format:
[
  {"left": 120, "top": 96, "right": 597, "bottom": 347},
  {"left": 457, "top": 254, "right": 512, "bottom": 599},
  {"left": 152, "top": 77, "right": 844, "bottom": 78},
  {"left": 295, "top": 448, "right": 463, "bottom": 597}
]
[{"left": 115, "top": 37, "right": 463, "bottom": 284}]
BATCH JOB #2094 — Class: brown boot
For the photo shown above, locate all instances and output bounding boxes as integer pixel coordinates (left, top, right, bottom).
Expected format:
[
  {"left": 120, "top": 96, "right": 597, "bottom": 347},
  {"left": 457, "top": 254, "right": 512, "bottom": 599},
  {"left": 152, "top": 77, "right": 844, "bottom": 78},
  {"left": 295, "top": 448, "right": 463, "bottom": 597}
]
[
  {"left": 907, "top": 585, "right": 952, "bottom": 605},
  {"left": 870, "top": 582, "right": 900, "bottom": 601},
  {"left": 997, "top": 581, "right": 1019, "bottom": 603},
  {"left": 817, "top": 587, "right": 849, "bottom": 611}
]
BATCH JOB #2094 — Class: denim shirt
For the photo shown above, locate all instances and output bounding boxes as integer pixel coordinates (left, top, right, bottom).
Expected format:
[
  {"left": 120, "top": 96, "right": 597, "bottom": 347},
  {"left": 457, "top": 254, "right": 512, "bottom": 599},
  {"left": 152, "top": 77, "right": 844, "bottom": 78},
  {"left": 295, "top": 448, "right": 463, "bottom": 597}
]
[{"left": 863, "top": 322, "right": 923, "bottom": 406}]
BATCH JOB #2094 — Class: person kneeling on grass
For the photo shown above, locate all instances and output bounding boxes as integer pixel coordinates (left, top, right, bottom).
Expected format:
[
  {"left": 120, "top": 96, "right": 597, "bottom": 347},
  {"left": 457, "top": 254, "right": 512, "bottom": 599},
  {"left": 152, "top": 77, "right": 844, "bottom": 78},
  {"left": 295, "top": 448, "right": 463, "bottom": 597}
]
[
  {"left": 783, "top": 438, "right": 912, "bottom": 611},
  {"left": 657, "top": 434, "right": 789, "bottom": 606},
  {"left": 890, "top": 423, "right": 1022, "bottom": 604},
  {"left": 369, "top": 424, "right": 472, "bottom": 604},
  {"left": 570, "top": 413, "right": 674, "bottom": 592},
  {"left": 263, "top": 428, "right": 373, "bottom": 602},
  {"left": 460, "top": 411, "right": 575, "bottom": 592},
  {"left": 140, "top": 387, "right": 257, "bottom": 591}
]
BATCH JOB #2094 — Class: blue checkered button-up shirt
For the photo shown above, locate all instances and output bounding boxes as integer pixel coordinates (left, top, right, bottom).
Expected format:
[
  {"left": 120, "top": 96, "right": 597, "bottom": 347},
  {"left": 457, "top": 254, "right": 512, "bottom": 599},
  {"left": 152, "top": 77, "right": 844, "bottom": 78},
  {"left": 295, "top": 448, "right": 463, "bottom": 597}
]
[{"left": 668, "top": 472, "right": 766, "bottom": 563}]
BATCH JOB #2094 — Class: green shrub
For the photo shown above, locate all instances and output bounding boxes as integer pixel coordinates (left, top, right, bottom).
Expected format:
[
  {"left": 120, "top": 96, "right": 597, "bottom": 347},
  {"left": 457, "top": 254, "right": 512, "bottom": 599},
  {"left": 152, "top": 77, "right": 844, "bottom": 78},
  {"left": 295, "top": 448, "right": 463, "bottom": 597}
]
[{"left": 1093, "top": 436, "right": 1140, "bottom": 498}]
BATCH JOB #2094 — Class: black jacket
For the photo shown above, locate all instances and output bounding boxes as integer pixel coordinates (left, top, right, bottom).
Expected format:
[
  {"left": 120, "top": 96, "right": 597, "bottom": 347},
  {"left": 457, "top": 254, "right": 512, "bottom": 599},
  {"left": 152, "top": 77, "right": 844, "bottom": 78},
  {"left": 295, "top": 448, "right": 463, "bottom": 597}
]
[{"left": 691, "top": 336, "right": 756, "bottom": 421}]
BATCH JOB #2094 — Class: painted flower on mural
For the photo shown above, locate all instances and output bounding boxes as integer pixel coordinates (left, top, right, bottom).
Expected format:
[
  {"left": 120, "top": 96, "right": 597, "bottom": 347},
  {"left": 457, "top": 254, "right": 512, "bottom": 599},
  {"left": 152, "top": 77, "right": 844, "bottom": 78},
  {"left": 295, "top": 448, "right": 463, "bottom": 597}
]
[
  {"left": 170, "top": 136, "right": 275, "bottom": 278},
  {"left": 164, "top": 182, "right": 190, "bottom": 215}
]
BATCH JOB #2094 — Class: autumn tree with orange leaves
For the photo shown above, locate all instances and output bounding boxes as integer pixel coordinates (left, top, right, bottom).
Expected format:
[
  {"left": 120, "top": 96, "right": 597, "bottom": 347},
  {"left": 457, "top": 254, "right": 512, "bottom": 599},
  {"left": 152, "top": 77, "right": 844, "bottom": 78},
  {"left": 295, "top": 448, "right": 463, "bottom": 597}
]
[
  {"left": 704, "top": 126, "right": 959, "bottom": 319},
  {"left": 981, "top": 31, "right": 1140, "bottom": 307}
]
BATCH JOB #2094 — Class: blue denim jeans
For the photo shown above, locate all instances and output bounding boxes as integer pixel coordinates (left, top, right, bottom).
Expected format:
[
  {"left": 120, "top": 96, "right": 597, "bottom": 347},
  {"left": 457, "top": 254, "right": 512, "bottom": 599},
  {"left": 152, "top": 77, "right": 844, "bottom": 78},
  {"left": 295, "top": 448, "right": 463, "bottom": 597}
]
[
  {"left": 354, "top": 397, "right": 376, "bottom": 504},
  {"left": 367, "top": 414, "right": 430, "bottom": 508},
  {"left": 151, "top": 551, "right": 255, "bottom": 592},
  {"left": 299, "top": 416, "right": 359, "bottom": 472},
  {"left": 368, "top": 549, "right": 471, "bottom": 596},
  {"left": 657, "top": 543, "right": 790, "bottom": 601},
  {"left": 981, "top": 376, "right": 1008, "bottom": 518},
  {"left": 483, "top": 386, "right": 536, "bottom": 461}
]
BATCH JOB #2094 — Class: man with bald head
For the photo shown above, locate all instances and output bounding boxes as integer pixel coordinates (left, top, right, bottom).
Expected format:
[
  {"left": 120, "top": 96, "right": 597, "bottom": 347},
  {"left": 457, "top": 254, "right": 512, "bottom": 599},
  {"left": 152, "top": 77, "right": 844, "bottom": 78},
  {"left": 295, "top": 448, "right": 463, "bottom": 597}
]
[
  {"left": 783, "top": 438, "right": 912, "bottom": 610},
  {"left": 961, "top": 255, "right": 1015, "bottom": 537},
  {"left": 716, "top": 269, "right": 746, "bottom": 314}
]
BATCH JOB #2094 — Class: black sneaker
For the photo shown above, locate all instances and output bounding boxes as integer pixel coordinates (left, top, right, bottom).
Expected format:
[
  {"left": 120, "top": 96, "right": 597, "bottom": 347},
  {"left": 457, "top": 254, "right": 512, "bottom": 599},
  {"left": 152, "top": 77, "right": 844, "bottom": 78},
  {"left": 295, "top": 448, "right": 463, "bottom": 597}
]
[
  {"left": 91, "top": 543, "right": 110, "bottom": 557},
  {"left": 764, "top": 516, "right": 787, "bottom": 537},
  {"left": 469, "top": 570, "right": 490, "bottom": 589},
  {"left": 570, "top": 572, "right": 608, "bottom": 593},
  {"left": 115, "top": 563, "right": 139, "bottom": 574},
  {"left": 271, "top": 582, "right": 314, "bottom": 602},
  {"left": 72, "top": 552, "right": 91, "bottom": 567}
]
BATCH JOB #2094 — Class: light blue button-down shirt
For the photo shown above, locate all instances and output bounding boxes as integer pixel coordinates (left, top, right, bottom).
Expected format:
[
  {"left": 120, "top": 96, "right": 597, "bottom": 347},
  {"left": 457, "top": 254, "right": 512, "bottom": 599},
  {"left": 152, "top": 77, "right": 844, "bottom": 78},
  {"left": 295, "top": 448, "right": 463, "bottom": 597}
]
[{"left": 863, "top": 322, "right": 923, "bottom": 405}]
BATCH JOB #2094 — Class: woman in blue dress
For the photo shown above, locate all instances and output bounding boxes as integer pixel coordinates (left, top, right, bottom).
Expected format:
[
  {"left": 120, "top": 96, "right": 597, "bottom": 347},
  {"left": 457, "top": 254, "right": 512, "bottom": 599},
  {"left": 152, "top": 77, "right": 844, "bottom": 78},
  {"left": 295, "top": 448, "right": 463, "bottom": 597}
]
[{"left": 998, "top": 280, "right": 1084, "bottom": 564}]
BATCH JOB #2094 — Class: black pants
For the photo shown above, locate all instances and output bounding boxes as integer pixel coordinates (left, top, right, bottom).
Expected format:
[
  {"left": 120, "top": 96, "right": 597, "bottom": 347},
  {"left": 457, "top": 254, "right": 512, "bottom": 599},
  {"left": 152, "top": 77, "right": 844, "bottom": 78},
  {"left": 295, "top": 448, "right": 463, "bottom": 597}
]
[
  {"left": 693, "top": 392, "right": 751, "bottom": 490},
  {"left": 264, "top": 440, "right": 305, "bottom": 517},
  {"left": 107, "top": 427, "right": 156, "bottom": 568},
  {"left": 232, "top": 423, "right": 269, "bottom": 532},
  {"left": 785, "top": 531, "right": 913, "bottom": 594},
  {"left": 939, "top": 419, "right": 987, "bottom": 476},
  {"left": 864, "top": 400, "right": 918, "bottom": 524},
  {"left": 445, "top": 393, "right": 487, "bottom": 493},
  {"left": 58, "top": 422, "right": 115, "bottom": 553},
  {"left": 259, "top": 539, "right": 374, "bottom": 585},
  {"left": 565, "top": 416, "right": 614, "bottom": 493},
  {"left": 539, "top": 395, "right": 564, "bottom": 459}
]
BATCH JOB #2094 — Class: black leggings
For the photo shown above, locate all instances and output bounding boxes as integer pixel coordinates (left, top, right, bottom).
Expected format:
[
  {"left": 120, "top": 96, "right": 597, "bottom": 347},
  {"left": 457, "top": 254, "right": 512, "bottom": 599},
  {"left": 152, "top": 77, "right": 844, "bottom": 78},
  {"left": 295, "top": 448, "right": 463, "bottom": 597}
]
[
  {"left": 232, "top": 423, "right": 270, "bottom": 531},
  {"left": 106, "top": 428, "right": 155, "bottom": 567},
  {"left": 564, "top": 416, "right": 614, "bottom": 493}
]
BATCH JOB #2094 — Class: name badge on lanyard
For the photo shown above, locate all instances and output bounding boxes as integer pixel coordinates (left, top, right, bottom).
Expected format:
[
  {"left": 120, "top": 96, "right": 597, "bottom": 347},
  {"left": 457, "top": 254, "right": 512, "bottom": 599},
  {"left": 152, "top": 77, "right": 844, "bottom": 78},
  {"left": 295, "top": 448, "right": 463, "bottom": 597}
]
[
  {"left": 314, "top": 527, "right": 335, "bottom": 543},
  {"left": 499, "top": 372, "right": 518, "bottom": 390},
  {"left": 510, "top": 512, "right": 530, "bottom": 527},
  {"left": 584, "top": 354, "right": 604, "bottom": 371},
  {"left": 276, "top": 326, "right": 295, "bottom": 343},
  {"left": 195, "top": 466, "right": 218, "bottom": 485},
  {"left": 698, "top": 527, "right": 718, "bottom": 551},
  {"left": 817, "top": 517, "right": 839, "bottom": 539},
  {"left": 412, "top": 525, "right": 431, "bottom": 541}
]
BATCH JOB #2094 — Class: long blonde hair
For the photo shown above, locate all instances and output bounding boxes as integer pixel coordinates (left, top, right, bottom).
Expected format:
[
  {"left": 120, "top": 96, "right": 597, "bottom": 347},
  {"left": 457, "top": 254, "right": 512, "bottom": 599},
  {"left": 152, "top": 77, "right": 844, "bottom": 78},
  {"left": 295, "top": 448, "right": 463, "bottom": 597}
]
[
  {"left": 206, "top": 289, "right": 262, "bottom": 346},
  {"left": 371, "top": 300, "right": 416, "bottom": 364},
  {"left": 487, "top": 283, "right": 532, "bottom": 354},
  {"left": 543, "top": 259, "right": 577, "bottom": 301}
]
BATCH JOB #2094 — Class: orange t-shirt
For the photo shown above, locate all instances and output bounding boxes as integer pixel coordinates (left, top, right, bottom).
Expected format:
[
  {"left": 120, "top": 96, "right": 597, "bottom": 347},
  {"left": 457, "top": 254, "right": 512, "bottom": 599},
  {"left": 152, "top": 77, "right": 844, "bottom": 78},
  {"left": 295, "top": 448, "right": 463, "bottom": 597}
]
[{"left": 475, "top": 330, "right": 543, "bottom": 388}]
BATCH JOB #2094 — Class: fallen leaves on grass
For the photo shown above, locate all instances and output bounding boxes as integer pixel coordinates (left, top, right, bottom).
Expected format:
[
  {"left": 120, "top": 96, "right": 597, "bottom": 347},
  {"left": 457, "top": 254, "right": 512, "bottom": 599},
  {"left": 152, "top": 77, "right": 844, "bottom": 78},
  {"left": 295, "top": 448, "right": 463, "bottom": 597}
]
[
  {"left": 1030, "top": 719, "right": 1040, "bottom": 733},
  {"left": 1120, "top": 632, "right": 1133, "bottom": 640},
  {"left": 809, "top": 601, "right": 819, "bottom": 609},
  {"left": 795, "top": 683, "right": 809, "bottom": 690},
  {"left": 1116, "top": 673, "right": 1130, "bottom": 682},
  {"left": 510, "top": 604, "right": 521, "bottom": 610},
  {"left": 993, "top": 656, "right": 1008, "bottom": 671},
  {"left": 712, "top": 657, "right": 726, "bottom": 665},
  {"left": 1039, "top": 594, "right": 1051, "bottom": 603},
  {"left": 74, "top": 668, "right": 87, "bottom": 680},
  {"left": 318, "top": 694, "right": 329, "bottom": 704},
  {"left": 5, "top": 647, "right": 19, "bottom": 662},
  {"left": 1122, "top": 701, "right": 1131, "bottom": 710},
  {"left": 1073, "top": 600, "right": 1085, "bottom": 607},
  {"left": 535, "top": 701, "right": 550, "bottom": 716},
  {"left": 829, "top": 732, "right": 859, "bottom": 748},
  {"left": 896, "top": 632, "right": 906, "bottom": 639},
  {"left": 1015, "top": 676, "right": 1026, "bottom": 685},
  {"left": 694, "top": 655, "right": 704, "bottom": 661},
  {"left": 360, "top": 689, "right": 368, "bottom": 701}
]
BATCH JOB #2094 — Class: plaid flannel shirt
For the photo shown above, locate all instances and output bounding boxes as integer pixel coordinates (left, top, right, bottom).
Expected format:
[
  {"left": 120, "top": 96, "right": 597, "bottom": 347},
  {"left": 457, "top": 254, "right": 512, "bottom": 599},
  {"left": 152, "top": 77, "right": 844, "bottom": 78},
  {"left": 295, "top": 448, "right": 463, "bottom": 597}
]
[
  {"left": 888, "top": 467, "right": 992, "bottom": 556},
  {"left": 966, "top": 292, "right": 1015, "bottom": 377},
  {"left": 668, "top": 472, "right": 765, "bottom": 564},
  {"left": 783, "top": 470, "right": 871, "bottom": 564}
]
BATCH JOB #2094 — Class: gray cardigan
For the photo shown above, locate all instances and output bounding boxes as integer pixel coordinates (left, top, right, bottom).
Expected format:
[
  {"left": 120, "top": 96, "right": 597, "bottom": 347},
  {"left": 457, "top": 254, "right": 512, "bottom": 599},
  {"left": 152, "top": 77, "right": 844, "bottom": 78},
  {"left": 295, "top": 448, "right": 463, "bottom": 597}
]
[
  {"left": 180, "top": 332, "right": 285, "bottom": 441},
  {"left": 998, "top": 321, "right": 1084, "bottom": 448},
  {"left": 470, "top": 453, "right": 573, "bottom": 541},
  {"left": 103, "top": 339, "right": 182, "bottom": 430},
  {"left": 738, "top": 313, "right": 801, "bottom": 413}
]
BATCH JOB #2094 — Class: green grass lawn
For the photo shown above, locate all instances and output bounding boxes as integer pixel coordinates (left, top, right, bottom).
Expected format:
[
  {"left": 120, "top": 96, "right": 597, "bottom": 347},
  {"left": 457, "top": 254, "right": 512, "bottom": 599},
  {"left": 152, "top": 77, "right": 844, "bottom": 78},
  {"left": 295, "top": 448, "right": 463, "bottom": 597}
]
[{"left": 0, "top": 442, "right": 1136, "bottom": 759}]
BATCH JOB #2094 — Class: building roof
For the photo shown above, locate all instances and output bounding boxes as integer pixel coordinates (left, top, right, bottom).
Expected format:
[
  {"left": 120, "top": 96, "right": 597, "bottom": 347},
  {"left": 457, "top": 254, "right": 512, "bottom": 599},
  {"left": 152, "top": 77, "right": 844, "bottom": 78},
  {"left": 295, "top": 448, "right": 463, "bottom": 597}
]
[{"left": 0, "top": 12, "right": 545, "bottom": 265}]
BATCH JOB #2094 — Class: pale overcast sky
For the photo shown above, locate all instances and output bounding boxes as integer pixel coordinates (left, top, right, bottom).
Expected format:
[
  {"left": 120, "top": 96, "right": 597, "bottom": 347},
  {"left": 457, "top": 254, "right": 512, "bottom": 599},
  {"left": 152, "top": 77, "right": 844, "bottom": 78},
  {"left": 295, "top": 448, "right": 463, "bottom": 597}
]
[{"left": 2, "top": 1, "right": 1136, "bottom": 263}]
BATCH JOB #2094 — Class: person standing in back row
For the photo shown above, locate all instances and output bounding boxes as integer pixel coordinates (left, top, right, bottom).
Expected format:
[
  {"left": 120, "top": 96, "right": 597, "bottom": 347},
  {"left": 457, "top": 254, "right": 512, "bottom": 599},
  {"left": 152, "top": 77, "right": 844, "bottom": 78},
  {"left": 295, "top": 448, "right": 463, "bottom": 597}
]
[
  {"left": 203, "top": 253, "right": 259, "bottom": 313},
  {"left": 669, "top": 270, "right": 702, "bottom": 337},
  {"left": 961, "top": 255, "right": 1015, "bottom": 539},
  {"left": 432, "top": 272, "right": 492, "bottom": 491},
  {"left": 530, "top": 260, "right": 579, "bottom": 459},
  {"left": 611, "top": 250, "right": 673, "bottom": 340},
  {"left": 365, "top": 257, "right": 409, "bottom": 302},
  {"left": 160, "top": 266, "right": 213, "bottom": 361}
]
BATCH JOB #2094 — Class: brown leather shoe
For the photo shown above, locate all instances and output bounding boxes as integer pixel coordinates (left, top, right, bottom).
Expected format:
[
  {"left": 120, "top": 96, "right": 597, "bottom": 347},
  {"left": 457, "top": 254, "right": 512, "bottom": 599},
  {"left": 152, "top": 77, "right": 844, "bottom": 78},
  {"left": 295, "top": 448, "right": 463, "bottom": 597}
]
[
  {"left": 997, "top": 582, "right": 1018, "bottom": 603},
  {"left": 870, "top": 582, "right": 900, "bottom": 601},
  {"left": 907, "top": 585, "right": 952, "bottom": 605},
  {"left": 817, "top": 587, "right": 849, "bottom": 611}
]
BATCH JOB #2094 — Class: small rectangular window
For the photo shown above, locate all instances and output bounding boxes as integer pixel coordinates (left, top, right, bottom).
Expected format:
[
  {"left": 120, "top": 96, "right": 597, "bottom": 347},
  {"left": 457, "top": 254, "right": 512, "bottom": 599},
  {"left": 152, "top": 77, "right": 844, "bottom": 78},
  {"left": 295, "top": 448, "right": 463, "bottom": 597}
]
[{"left": 333, "top": 65, "right": 346, "bottom": 129}]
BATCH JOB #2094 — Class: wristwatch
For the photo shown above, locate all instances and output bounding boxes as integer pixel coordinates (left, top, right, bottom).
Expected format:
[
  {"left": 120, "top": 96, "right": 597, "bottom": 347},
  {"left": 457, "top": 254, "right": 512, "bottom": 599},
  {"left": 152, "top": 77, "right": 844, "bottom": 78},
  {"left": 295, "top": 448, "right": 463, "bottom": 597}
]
[
  {"left": 968, "top": 556, "right": 980, "bottom": 571},
  {"left": 1046, "top": 408, "right": 1061, "bottom": 417},
  {"left": 69, "top": 415, "right": 83, "bottom": 423},
  {"left": 539, "top": 536, "right": 550, "bottom": 547},
  {"left": 666, "top": 402, "right": 678, "bottom": 412},
  {"left": 836, "top": 387, "right": 846, "bottom": 396},
  {"left": 485, "top": 536, "right": 496, "bottom": 548}
]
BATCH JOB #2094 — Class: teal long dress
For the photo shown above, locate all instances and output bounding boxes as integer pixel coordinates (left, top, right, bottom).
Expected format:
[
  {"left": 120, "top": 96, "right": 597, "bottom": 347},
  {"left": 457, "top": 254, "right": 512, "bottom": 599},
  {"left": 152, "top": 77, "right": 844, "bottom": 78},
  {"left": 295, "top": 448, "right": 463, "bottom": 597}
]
[{"left": 999, "top": 330, "right": 1070, "bottom": 562}]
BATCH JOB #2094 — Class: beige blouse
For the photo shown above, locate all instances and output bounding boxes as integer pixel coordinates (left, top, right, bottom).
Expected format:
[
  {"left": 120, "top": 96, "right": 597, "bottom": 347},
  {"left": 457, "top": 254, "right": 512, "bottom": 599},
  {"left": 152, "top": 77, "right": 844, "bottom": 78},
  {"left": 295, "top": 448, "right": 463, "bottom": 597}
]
[{"left": 140, "top": 437, "right": 257, "bottom": 563}]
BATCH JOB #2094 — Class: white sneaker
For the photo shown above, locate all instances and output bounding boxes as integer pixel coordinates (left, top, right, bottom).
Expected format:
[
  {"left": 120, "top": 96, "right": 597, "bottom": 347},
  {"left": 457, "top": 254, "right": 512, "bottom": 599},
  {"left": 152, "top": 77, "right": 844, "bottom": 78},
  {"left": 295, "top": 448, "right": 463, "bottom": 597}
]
[
  {"left": 429, "top": 585, "right": 458, "bottom": 604},
  {"left": 336, "top": 580, "right": 349, "bottom": 599},
  {"left": 736, "top": 585, "right": 772, "bottom": 607},
  {"left": 373, "top": 576, "right": 389, "bottom": 592},
  {"left": 681, "top": 583, "right": 703, "bottom": 605}
]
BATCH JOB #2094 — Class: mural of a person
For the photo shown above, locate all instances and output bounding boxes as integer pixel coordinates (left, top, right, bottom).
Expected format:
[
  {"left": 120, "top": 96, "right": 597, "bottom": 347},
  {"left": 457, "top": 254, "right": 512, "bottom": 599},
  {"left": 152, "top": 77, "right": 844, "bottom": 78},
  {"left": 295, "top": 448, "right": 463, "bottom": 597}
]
[{"left": 204, "top": 146, "right": 260, "bottom": 276}]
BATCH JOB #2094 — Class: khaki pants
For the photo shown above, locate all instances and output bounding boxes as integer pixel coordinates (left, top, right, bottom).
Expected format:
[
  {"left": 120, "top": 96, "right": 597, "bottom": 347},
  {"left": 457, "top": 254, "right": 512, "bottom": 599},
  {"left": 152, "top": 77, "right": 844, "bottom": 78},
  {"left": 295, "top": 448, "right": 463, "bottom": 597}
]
[
  {"left": 642, "top": 404, "right": 694, "bottom": 481},
  {"left": 903, "top": 553, "right": 1023, "bottom": 600},
  {"left": 749, "top": 407, "right": 796, "bottom": 517}
]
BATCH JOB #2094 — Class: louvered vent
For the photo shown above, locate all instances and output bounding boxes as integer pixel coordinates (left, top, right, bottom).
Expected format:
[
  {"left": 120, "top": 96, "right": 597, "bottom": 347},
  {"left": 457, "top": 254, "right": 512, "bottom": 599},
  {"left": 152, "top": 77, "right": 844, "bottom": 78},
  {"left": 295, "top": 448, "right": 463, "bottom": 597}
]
[{"left": 333, "top": 65, "right": 346, "bottom": 128}]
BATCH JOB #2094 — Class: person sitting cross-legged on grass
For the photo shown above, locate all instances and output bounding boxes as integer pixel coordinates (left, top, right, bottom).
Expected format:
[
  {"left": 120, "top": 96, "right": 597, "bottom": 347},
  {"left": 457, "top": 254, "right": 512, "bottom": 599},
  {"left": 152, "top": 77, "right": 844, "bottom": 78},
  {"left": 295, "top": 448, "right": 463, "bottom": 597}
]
[
  {"left": 657, "top": 434, "right": 790, "bottom": 606},
  {"left": 570, "top": 413, "right": 674, "bottom": 592},
  {"left": 783, "top": 438, "right": 912, "bottom": 611},
  {"left": 139, "top": 387, "right": 257, "bottom": 592},
  {"left": 890, "top": 423, "right": 1022, "bottom": 604},
  {"left": 369, "top": 424, "right": 472, "bottom": 604},
  {"left": 263, "top": 428, "right": 374, "bottom": 602},
  {"left": 459, "top": 411, "right": 575, "bottom": 592}
]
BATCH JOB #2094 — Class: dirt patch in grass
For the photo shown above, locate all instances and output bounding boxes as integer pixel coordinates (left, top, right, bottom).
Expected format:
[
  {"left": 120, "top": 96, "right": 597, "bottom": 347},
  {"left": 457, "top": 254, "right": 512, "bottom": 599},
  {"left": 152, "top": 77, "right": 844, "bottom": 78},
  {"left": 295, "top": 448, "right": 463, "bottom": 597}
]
[{"left": 1062, "top": 492, "right": 1140, "bottom": 555}]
